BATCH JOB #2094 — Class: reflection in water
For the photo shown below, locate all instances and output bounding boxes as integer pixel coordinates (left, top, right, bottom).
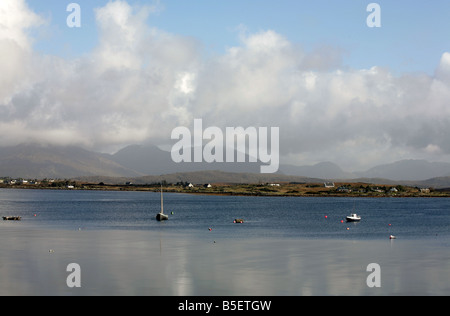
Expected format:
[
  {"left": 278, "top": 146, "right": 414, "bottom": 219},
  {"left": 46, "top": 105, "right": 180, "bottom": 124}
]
[{"left": 0, "top": 228, "right": 449, "bottom": 295}]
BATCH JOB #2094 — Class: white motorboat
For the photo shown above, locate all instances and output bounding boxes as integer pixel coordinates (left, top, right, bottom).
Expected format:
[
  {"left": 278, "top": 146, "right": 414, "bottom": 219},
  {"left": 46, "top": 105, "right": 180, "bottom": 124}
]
[{"left": 346, "top": 213, "right": 361, "bottom": 222}]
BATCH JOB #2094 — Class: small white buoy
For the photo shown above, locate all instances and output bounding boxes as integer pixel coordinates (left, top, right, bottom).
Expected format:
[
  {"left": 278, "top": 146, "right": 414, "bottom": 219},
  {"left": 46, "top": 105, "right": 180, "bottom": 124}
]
[
  {"left": 49, "top": 249, "right": 54, "bottom": 253},
  {"left": 389, "top": 235, "right": 396, "bottom": 240}
]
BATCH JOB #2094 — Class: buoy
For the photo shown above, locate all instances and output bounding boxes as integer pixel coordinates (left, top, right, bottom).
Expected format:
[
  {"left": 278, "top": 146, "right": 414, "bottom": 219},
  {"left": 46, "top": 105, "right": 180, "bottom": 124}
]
[
  {"left": 209, "top": 228, "right": 212, "bottom": 231},
  {"left": 340, "top": 220, "right": 344, "bottom": 223},
  {"left": 388, "top": 223, "right": 392, "bottom": 226},
  {"left": 34, "top": 214, "right": 37, "bottom": 217},
  {"left": 346, "top": 227, "right": 350, "bottom": 230},
  {"left": 325, "top": 215, "right": 328, "bottom": 219},
  {"left": 389, "top": 235, "right": 396, "bottom": 239},
  {"left": 171, "top": 212, "right": 174, "bottom": 215}
]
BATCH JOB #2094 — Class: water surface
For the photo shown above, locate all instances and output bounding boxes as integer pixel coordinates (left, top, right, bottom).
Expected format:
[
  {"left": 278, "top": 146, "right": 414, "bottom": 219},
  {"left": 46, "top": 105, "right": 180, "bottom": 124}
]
[{"left": 0, "top": 189, "right": 449, "bottom": 295}]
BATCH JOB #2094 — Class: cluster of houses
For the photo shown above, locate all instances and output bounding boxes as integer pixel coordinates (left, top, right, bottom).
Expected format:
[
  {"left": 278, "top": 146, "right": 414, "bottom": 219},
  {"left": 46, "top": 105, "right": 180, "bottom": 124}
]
[
  {"left": 0, "top": 178, "right": 76, "bottom": 189},
  {"left": 325, "top": 182, "right": 431, "bottom": 194},
  {"left": 0, "top": 178, "right": 45, "bottom": 185},
  {"left": 184, "top": 183, "right": 212, "bottom": 188}
]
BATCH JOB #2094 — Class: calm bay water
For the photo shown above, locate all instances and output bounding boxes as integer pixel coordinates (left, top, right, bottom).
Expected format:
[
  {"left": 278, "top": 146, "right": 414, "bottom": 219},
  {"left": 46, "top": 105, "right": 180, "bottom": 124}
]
[
  {"left": 0, "top": 189, "right": 449, "bottom": 296},
  {"left": 0, "top": 189, "right": 449, "bottom": 240}
]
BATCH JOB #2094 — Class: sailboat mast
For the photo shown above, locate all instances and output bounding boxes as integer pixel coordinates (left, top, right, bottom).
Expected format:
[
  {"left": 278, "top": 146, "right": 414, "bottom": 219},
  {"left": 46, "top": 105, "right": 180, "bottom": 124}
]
[{"left": 160, "top": 185, "right": 164, "bottom": 214}]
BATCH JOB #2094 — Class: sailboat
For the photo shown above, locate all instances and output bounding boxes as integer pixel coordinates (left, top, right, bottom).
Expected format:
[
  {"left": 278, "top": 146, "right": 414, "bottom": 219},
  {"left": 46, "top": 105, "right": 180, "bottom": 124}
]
[{"left": 156, "top": 186, "right": 169, "bottom": 221}]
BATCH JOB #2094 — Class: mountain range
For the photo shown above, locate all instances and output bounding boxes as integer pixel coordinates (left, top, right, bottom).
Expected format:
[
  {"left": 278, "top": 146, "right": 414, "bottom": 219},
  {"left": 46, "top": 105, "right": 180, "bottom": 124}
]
[{"left": 1, "top": 144, "right": 450, "bottom": 187}]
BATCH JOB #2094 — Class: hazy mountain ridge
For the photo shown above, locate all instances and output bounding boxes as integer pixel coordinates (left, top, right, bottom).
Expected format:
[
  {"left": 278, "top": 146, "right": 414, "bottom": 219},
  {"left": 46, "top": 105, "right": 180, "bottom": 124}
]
[
  {"left": 354, "top": 159, "right": 450, "bottom": 181},
  {"left": 0, "top": 144, "right": 142, "bottom": 179},
  {"left": 1, "top": 144, "right": 450, "bottom": 187},
  {"left": 280, "top": 162, "right": 356, "bottom": 179},
  {"left": 111, "top": 144, "right": 263, "bottom": 175}
]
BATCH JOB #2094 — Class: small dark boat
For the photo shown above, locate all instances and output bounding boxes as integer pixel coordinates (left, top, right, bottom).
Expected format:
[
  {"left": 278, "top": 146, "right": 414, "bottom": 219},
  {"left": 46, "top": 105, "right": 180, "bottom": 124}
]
[
  {"left": 156, "top": 212, "right": 168, "bottom": 221},
  {"left": 3, "top": 216, "right": 22, "bottom": 221}
]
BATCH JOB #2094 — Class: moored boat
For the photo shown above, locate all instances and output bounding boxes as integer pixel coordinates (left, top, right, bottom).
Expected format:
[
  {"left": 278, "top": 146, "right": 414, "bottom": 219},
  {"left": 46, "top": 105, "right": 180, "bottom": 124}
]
[
  {"left": 346, "top": 213, "right": 361, "bottom": 222},
  {"left": 2, "top": 216, "right": 21, "bottom": 221},
  {"left": 156, "top": 186, "right": 169, "bottom": 221}
]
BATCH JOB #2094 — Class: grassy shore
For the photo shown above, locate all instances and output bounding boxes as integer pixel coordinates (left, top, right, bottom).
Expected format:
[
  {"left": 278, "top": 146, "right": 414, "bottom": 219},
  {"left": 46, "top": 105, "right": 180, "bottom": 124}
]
[{"left": 1, "top": 181, "right": 449, "bottom": 197}]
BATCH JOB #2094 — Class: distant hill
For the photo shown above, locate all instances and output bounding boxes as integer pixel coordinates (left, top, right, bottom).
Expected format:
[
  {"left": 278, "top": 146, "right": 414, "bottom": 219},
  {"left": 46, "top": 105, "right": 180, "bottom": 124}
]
[
  {"left": 2, "top": 144, "right": 450, "bottom": 187},
  {"left": 355, "top": 159, "right": 450, "bottom": 181},
  {"left": 110, "top": 144, "right": 263, "bottom": 175},
  {"left": 280, "top": 162, "right": 355, "bottom": 179},
  {"left": 77, "top": 170, "right": 322, "bottom": 185},
  {"left": 134, "top": 170, "right": 321, "bottom": 185},
  {"left": 0, "top": 144, "right": 142, "bottom": 179}
]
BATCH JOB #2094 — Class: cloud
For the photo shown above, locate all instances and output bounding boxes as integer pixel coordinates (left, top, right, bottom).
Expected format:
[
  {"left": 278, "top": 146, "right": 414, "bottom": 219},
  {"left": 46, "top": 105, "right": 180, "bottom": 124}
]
[
  {"left": 0, "top": 0, "right": 200, "bottom": 150},
  {"left": 1, "top": 0, "right": 450, "bottom": 169},
  {"left": 0, "top": 0, "right": 44, "bottom": 102}
]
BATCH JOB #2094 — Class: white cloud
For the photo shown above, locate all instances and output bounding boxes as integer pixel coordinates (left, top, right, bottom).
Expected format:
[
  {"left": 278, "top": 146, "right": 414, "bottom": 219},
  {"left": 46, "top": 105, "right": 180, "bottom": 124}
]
[
  {"left": 0, "top": 0, "right": 44, "bottom": 49},
  {"left": 0, "top": 0, "right": 44, "bottom": 102},
  {"left": 1, "top": 1, "right": 450, "bottom": 170}
]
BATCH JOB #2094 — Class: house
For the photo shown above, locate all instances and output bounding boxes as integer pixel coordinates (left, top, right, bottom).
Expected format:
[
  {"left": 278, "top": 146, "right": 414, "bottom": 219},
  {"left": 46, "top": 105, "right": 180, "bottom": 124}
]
[
  {"left": 337, "top": 186, "right": 352, "bottom": 193},
  {"left": 420, "top": 188, "right": 430, "bottom": 194},
  {"left": 268, "top": 183, "right": 280, "bottom": 187},
  {"left": 389, "top": 187, "right": 398, "bottom": 193},
  {"left": 324, "top": 182, "right": 335, "bottom": 188},
  {"left": 371, "top": 187, "right": 384, "bottom": 193},
  {"left": 204, "top": 184, "right": 212, "bottom": 188},
  {"left": 187, "top": 183, "right": 194, "bottom": 188}
]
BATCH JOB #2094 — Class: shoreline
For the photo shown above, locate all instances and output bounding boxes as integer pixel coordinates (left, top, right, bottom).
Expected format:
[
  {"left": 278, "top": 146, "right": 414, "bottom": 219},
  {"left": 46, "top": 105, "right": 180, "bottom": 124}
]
[{"left": 1, "top": 182, "right": 449, "bottom": 198}]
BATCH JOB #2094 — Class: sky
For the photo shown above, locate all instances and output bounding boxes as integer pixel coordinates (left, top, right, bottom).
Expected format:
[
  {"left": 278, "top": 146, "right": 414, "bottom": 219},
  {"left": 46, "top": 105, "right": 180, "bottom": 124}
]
[{"left": 2, "top": 0, "right": 450, "bottom": 171}]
